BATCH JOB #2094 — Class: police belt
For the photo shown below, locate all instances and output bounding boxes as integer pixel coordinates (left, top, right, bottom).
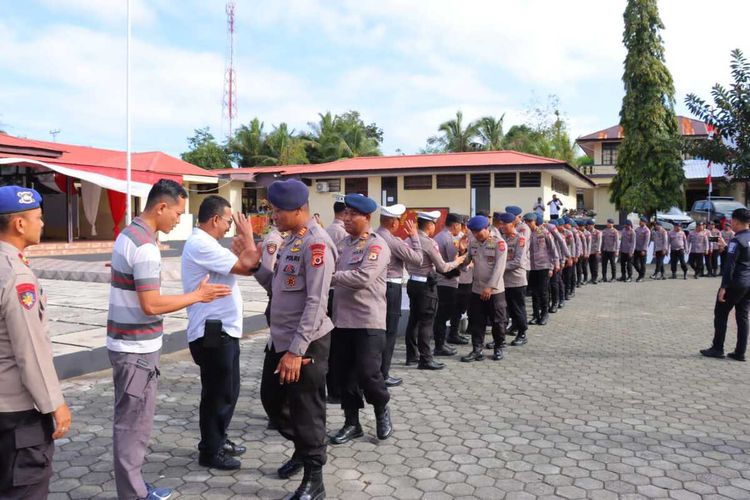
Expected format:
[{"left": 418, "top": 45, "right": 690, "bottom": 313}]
[
  {"left": 386, "top": 278, "right": 403, "bottom": 284},
  {"left": 409, "top": 275, "right": 428, "bottom": 283}
]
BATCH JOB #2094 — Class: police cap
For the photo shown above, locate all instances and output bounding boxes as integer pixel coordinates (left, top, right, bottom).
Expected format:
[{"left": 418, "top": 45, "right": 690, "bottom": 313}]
[
  {"left": 0, "top": 186, "right": 42, "bottom": 215},
  {"left": 467, "top": 215, "right": 489, "bottom": 231},
  {"left": 268, "top": 179, "right": 309, "bottom": 210},
  {"left": 344, "top": 194, "right": 378, "bottom": 214}
]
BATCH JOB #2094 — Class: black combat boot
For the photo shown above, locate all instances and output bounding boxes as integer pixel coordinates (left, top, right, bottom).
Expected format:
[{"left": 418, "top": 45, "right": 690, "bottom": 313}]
[
  {"left": 287, "top": 464, "right": 325, "bottom": 500},
  {"left": 330, "top": 408, "right": 363, "bottom": 445},
  {"left": 375, "top": 405, "right": 393, "bottom": 440},
  {"left": 278, "top": 455, "right": 304, "bottom": 479},
  {"left": 461, "top": 349, "right": 484, "bottom": 362}
]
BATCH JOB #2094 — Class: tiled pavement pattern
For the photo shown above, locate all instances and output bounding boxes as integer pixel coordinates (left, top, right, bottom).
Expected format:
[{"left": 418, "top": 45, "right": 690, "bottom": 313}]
[{"left": 49, "top": 273, "right": 750, "bottom": 499}]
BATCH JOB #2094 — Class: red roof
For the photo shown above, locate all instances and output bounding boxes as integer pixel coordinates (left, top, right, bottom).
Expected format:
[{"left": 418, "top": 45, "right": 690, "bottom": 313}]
[
  {"left": 577, "top": 116, "right": 711, "bottom": 142},
  {"left": 217, "top": 150, "right": 569, "bottom": 177},
  {"left": 0, "top": 133, "right": 215, "bottom": 185}
]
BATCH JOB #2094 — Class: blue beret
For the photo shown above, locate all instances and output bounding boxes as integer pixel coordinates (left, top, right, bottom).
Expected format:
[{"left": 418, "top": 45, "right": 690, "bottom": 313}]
[
  {"left": 505, "top": 205, "right": 522, "bottom": 216},
  {"left": 586, "top": 220, "right": 594, "bottom": 226},
  {"left": 467, "top": 215, "right": 489, "bottom": 231},
  {"left": 606, "top": 218, "right": 615, "bottom": 223},
  {"left": 655, "top": 221, "right": 663, "bottom": 226},
  {"left": 537, "top": 214, "right": 543, "bottom": 225},
  {"left": 625, "top": 220, "right": 633, "bottom": 226},
  {"left": 523, "top": 212, "right": 536, "bottom": 222},
  {"left": 498, "top": 212, "right": 516, "bottom": 224},
  {"left": 268, "top": 179, "right": 309, "bottom": 210},
  {"left": 639, "top": 216, "right": 648, "bottom": 222},
  {"left": 0, "top": 186, "right": 42, "bottom": 215},
  {"left": 344, "top": 193, "right": 378, "bottom": 214},
  {"left": 571, "top": 220, "right": 578, "bottom": 227}
]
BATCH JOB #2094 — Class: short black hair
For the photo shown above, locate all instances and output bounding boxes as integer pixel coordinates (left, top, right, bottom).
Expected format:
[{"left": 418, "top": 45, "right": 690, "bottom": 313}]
[
  {"left": 333, "top": 201, "right": 346, "bottom": 214},
  {"left": 0, "top": 214, "right": 11, "bottom": 233},
  {"left": 733, "top": 208, "right": 750, "bottom": 223},
  {"left": 144, "top": 179, "right": 188, "bottom": 210},
  {"left": 446, "top": 213, "right": 462, "bottom": 225},
  {"left": 417, "top": 218, "right": 433, "bottom": 231},
  {"left": 198, "top": 195, "right": 231, "bottom": 223}
]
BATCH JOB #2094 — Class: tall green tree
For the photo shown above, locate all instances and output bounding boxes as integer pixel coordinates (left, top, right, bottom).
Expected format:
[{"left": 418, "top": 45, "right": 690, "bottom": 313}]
[
  {"left": 685, "top": 49, "right": 750, "bottom": 179},
  {"left": 502, "top": 125, "right": 550, "bottom": 156},
  {"left": 426, "top": 111, "right": 480, "bottom": 152},
  {"left": 180, "top": 127, "right": 231, "bottom": 170},
  {"left": 227, "top": 118, "right": 275, "bottom": 167},
  {"left": 609, "top": 0, "right": 684, "bottom": 217},
  {"left": 263, "top": 123, "right": 310, "bottom": 166},
  {"left": 305, "top": 111, "right": 382, "bottom": 163},
  {"left": 475, "top": 115, "right": 505, "bottom": 151}
]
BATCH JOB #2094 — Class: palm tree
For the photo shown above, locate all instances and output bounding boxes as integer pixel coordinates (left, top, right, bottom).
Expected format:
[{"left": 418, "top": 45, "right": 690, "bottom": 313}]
[
  {"left": 227, "top": 118, "right": 275, "bottom": 167},
  {"left": 264, "top": 123, "right": 310, "bottom": 165},
  {"left": 475, "top": 114, "right": 505, "bottom": 151},
  {"left": 431, "top": 111, "right": 480, "bottom": 153},
  {"left": 306, "top": 111, "right": 382, "bottom": 162}
]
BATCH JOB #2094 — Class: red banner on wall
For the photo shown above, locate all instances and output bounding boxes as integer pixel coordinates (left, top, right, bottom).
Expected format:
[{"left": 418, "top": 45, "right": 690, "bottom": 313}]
[{"left": 393, "top": 207, "right": 449, "bottom": 239}]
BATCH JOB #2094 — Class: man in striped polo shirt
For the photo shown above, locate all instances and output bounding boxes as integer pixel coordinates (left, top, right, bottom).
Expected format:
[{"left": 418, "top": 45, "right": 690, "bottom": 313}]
[{"left": 107, "top": 179, "right": 231, "bottom": 500}]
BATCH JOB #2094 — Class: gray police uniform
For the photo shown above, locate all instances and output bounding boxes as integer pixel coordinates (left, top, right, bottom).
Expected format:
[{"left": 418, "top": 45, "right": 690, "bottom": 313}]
[
  {"left": 405, "top": 230, "right": 461, "bottom": 365},
  {"left": 601, "top": 227, "right": 620, "bottom": 281},
  {"left": 466, "top": 235, "right": 508, "bottom": 351},
  {"left": 331, "top": 229, "right": 391, "bottom": 412},
  {"left": 324, "top": 218, "right": 348, "bottom": 399},
  {"left": 721, "top": 229, "right": 735, "bottom": 273},
  {"left": 504, "top": 232, "right": 528, "bottom": 336},
  {"left": 588, "top": 227, "right": 602, "bottom": 283},
  {"left": 709, "top": 228, "right": 750, "bottom": 357},
  {"left": 651, "top": 227, "right": 669, "bottom": 278},
  {"left": 376, "top": 226, "right": 421, "bottom": 380},
  {"left": 261, "top": 227, "right": 286, "bottom": 324},
  {"left": 255, "top": 219, "right": 337, "bottom": 469},
  {"left": 619, "top": 227, "right": 636, "bottom": 281},
  {"left": 668, "top": 229, "right": 688, "bottom": 276},
  {"left": 0, "top": 242, "right": 64, "bottom": 500},
  {"left": 433, "top": 229, "right": 462, "bottom": 351},
  {"left": 529, "top": 225, "right": 558, "bottom": 321},
  {"left": 634, "top": 225, "right": 651, "bottom": 280},
  {"left": 688, "top": 229, "right": 710, "bottom": 278},
  {"left": 562, "top": 227, "right": 577, "bottom": 296}
]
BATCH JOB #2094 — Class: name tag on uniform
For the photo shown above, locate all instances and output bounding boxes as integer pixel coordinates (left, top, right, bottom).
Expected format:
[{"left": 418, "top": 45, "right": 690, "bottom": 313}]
[{"left": 728, "top": 242, "right": 737, "bottom": 254}]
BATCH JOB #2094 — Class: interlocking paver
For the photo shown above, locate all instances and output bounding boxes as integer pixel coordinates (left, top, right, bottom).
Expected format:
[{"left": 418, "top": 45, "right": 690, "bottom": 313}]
[{"left": 45, "top": 273, "right": 750, "bottom": 498}]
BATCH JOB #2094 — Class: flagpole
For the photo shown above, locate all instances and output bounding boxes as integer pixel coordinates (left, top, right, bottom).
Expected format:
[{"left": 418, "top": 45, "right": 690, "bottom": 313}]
[{"left": 125, "top": 0, "right": 132, "bottom": 225}]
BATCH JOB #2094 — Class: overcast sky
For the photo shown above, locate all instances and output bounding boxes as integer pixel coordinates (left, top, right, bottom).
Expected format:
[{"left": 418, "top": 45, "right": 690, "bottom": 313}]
[{"left": 0, "top": 0, "right": 747, "bottom": 158}]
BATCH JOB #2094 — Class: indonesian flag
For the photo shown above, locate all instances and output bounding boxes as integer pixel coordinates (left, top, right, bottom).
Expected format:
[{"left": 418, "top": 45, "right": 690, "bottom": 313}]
[{"left": 706, "top": 161, "right": 713, "bottom": 193}]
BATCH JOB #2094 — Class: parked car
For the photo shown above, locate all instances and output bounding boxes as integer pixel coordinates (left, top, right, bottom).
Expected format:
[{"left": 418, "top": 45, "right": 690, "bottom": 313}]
[
  {"left": 656, "top": 206, "right": 695, "bottom": 232},
  {"left": 689, "top": 197, "right": 748, "bottom": 227}
]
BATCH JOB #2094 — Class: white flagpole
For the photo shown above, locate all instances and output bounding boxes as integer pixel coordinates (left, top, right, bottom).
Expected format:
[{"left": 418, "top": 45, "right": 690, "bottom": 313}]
[{"left": 125, "top": 0, "right": 132, "bottom": 225}]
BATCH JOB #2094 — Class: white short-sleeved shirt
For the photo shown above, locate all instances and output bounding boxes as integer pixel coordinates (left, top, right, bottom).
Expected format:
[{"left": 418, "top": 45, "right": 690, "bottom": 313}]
[
  {"left": 549, "top": 199, "right": 562, "bottom": 215},
  {"left": 182, "top": 228, "right": 242, "bottom": 343}
]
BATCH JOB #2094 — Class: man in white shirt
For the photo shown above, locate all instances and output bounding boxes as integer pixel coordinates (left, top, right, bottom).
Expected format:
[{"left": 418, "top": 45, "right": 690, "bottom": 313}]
[
  {"left": 547, "top": 194, "right": 563, "bottom": 220},
  {"left": 182, "top": 195, "right": 261, "bottom": 470}
]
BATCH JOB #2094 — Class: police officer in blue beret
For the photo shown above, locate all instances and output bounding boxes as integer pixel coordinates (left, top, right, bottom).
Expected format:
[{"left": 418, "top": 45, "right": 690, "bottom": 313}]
[{"left": 0, "top": 186, "right": 72, "bottom": 500}]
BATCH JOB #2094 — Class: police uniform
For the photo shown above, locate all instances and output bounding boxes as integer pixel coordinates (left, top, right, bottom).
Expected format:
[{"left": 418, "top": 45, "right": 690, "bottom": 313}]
[
  {"left": 708, "top": 226, "right": 724, "bottom": 276},
  {"left": 702, "top": 224, "right": 750, "bottom": 361},
  {"left": 454, "top": 226, "right": 474, "bottom": 340},
  {"left": 376, "top": 204, "right": 422, "bottom": 386},
  {"left": 433, "top": 215, "right": 464, "bottom": 355},
  {"left": 650, "top": 223, "right": 669, "bottom": 279},
  {"left": 405, "top": 211, "right": 461, "bottom": 369},
  {"left": 562, "top": 220, "right": 578, "bottom": 297},
  {"left": 619, "top": 223, "right": 636, "bottom": 281},
  {"left": 460, "top": 216, "right": 508, "bottom": 361},
  {"left": 254, "top": 180, "right": 336, "bottom": 498},
  {"left": 0, "top": 187, "right": 65, "bottom": 500},
  {"left": 720, "top": 228, "right": 735, "bottom": 274},
  {"left": 547, "top": 221, "right": 569, "bottom": 310},
  {"left": 634, "top": 220, "right": 651, "bottom": 281},
  {"left": 574, "top": 227, "right": 587, "bottom": 286},
  {"left": 668, "top": 227, "right": 688, "bottom": 278},
  {"left": 587, "top": 221, "right": 602, "bottom": 284},
  {"left": 261, "top": 226, "right": 287, "bottom": 325},
  {"left": 330, "top": 194, "right": 393, "bottom": 444},
  {"left": 325, "top": 201, "right": 348, "bottom": 403},
  {"left": 600, "top": 221, "right": 620, "bottom": 282},
  {"left": 526, "top": 214, "right": 558, "bottom": 325},
  {"left": 499, "top": 213, "right": 529, "bottom": 343},
  {"left": 688, "top": 226, "right": 710, "bottom": 278}
]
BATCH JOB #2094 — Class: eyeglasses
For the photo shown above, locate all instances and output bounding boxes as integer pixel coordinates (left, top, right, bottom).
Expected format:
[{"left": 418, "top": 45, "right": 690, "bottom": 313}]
[{"left": 219, "top": 216, "right": 233, "bottom": 227}]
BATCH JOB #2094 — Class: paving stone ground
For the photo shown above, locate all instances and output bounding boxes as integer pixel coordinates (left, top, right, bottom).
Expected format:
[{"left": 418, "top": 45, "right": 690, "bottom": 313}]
[{"left": 49, "top": 270, "right": 750, "bottom": 499}]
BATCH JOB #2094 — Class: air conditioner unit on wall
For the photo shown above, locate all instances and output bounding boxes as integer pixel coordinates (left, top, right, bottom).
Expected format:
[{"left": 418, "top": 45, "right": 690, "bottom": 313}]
[{"left": 316, "top": 182, "right": 330, "bottom": 193}]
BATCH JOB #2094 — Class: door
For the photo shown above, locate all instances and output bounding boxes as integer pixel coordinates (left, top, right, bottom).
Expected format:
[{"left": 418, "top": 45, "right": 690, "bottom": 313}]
[
  {"left": 471, "top": 174, "right": 490, "bottom": 216},
  {"left": 381, "top": 176, "right": 397, "bottom": 206}
]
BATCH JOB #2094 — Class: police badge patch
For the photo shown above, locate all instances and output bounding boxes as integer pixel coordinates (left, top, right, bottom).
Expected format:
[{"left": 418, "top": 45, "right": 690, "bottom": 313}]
[
  {"left": 368, "top": 245, "right": 382, "bottom": 261},
  {"left": 16, "top": 283, "right": 37, "bottom": 310},
  {"left": 266, "top": 243, "right": 277, "bottom": 255},
  {"left": 310, "top": 243, "right": 325, "bottom": 268}
]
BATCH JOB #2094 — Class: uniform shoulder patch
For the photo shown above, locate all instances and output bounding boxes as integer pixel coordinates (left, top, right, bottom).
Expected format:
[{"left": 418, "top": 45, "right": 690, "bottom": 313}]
[
  {"left": 518, "top": 236, "right": 526, "bottom": 247},
  {"left": 16, "top": 283, "right": 37, "bottom": 310},
  {"left": 310, "top": 243, "right": 326, "bottom": 267},
  {"left": 498, "top": 240, "right": 506, "bottom": 252},
  {"left": 266, "top": 243, "right": 277, "bottom": 255},
  {"left": 368, "top": 245, "right": 382, "bottom": 260}
]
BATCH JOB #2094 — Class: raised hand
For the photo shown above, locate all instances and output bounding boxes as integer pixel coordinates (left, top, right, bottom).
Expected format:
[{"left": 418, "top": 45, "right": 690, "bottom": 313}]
[{"left": 403, "top": 219, "right": 417, "bottom": 237}]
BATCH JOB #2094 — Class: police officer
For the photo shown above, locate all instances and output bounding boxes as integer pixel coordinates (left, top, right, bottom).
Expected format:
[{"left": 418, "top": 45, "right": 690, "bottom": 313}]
[
  {"left": 405, "top": 211, "right": 466, "bottom": 370},
  {"left": 433, "top": 213, "right": 465, "bottom": 357},
  {"left": 252, "top": 179, "right": 336, "bottom": 499},
  {"left": 600, "top": 218, "right": 620, "bottom": 282},
  {"left": 668, "top": 223, "right": 689, "bottom": 280},
  {"left": 325, "top": 195, "right": 348, "bottom": 404},
  {"left": 490, "top": 212, "right": 503, "bottom": 240},
  {"left": 581, "top": 222, "right": 592, "bottom": 284},
  {"left": 707, "top": 221, "right": 724, "bottom": 277},
  {"left": 460, "top": 215, "right": 509, "bottom": 362},
  {"left": 498, "top": 212, "right": 529, "bottom": 345},
  {"left": 561, "top": 218, "right": 578, "bottom": 298},
  {"left": 330, "top": 194, "right": 393, "bottom": 445},
  {"left": 720, "top": 222, "right": 736, "bottom": 275},
  {"left": 688, "top": 221, "right": 710, "bottom": 279},
  {"left": 0, "top": 186, "right": 71, "bottom": 500},
  {"left": 525, "top": 213, "right": 558, "bottom": 326},
  {"left": 650, "top": 221, "right": 668, "bottom": 280},
  {"left": 586, "top": 220, "right": 602, "bottom": 284},
  {"left": 451, "top": 215, "right": 473, "bottom": 345},
  {"left": 326, "top": 194, "right": 349, "bottom": 246},
  {"left": 701, "top": 208, "right": 750, "bottom": 362},
  {"left": 547, "top": 220, "right": 570, "bottom": 311},
  {"left": 634, "top": 217, "right": 651, "bottom": 282},
  {"left": 376, "top": 204, "right": 422, "bottom": 388},
  {"left": 618, "top": 220, "right": 636, "bottom": 282},
  {"left": 261, "top": 223, "right": 286, "bottom": 326}
]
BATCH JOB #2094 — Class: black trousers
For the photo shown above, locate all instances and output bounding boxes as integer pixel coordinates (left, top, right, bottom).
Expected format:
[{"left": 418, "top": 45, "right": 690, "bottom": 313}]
[
  {"left": 451, "top": 283, "right": 472, "bottom": 336},
  {"left": 326, "top": 289, "right": 340, "bottom": 399},
  {"left": 529, "top": 270, "right": 550, "bottom": 318},
  {"left": 633, "top": 251, "right": 647, "bottom": 279},
  {"left": 712, "top": 286, "right": 750, "bottom": 356},
  {"left": 577, "top": 257, "right": 588, "bottom": 284},
  {"left": 563, "top": 265, "right": 576, "bottom": 294},
  {"left": 689, "top": 252, "right": 705, "bottom": 276},
  {"left": 434, "top": 285, "right": 458, "bottom": 348},
  {"left": 261, "top": 334, "right": 330, "bottom": 467},
  {"left": 382, "top": 282, "right": 402, "bottom": 379},
  {"left": 588, "top": 254, "right": 600, "bottom": 281},
  {"left": 505, "top": 286, "right": 528, "bottom": 334},
  {"left": 405, "top": 280, "right": 438, "bottom": 363},
  {"left": 619, "top": 253, "right": 633, "bottom": 279},
  {"left": 720, "top": 249, "right": 729, "bottom": 274},
  {"left": 602, "top": 251, "right": 617, "bottom": 280},
  {"left": 550, "top": 214, "right": 559, "bottom": 220},
  {"left": 709, "top": 251, "right": 720, "bottom": 275},
  {"left": 549, "top": 270, "right": 561, "bottom": 306},
  {"left": 189, "top": 334, "right": 241, "bottom": 456},
  {"left": 467, "top": 292, "right": 507, "bottom": 349},
  {"left": 670, "top": 249, "right": 688, "bottom": 273},
  {"left": 333, "top": 328, "right": 390, "bottom": 410},
  {"left": 653, "top": 251, "right": 666, "bottom": 276},
  {"left": 0, "top": 409, "right": 54, "bottom": 499}
]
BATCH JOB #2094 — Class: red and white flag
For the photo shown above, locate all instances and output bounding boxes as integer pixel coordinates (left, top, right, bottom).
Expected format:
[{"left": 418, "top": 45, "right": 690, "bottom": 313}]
[{"left": 706, "top": 161, "right": 713, "bottom": 193}]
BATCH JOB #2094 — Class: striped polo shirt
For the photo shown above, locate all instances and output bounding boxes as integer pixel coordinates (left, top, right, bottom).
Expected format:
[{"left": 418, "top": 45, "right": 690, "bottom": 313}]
[{"left": 106, "top": 217, "right": 163, "bottom": 353}]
